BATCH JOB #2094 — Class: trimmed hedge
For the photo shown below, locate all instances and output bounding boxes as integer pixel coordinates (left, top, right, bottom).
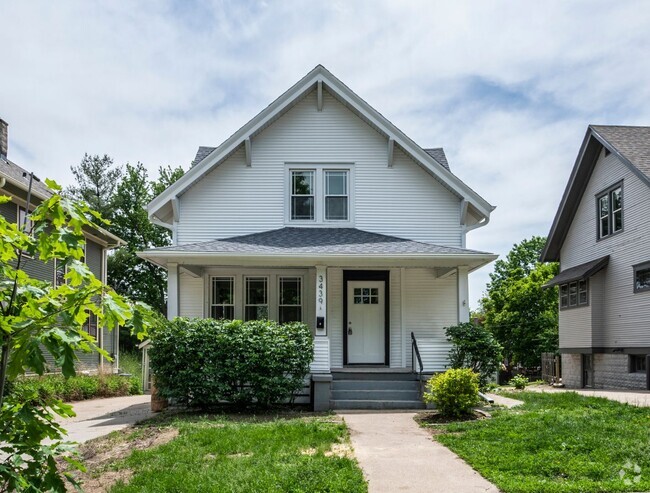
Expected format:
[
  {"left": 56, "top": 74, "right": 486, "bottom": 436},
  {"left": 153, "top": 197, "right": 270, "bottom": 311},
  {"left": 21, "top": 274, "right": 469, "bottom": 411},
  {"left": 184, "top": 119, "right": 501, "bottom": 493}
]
[
  {"left": 11, "top": 373, "right": 142, "bottom": 402},
  {"left": 423, "top": 368, "right": 480, "bottom": 417},
  {"left": 149, "top": 318, "right": 313, "bottom": 408}
]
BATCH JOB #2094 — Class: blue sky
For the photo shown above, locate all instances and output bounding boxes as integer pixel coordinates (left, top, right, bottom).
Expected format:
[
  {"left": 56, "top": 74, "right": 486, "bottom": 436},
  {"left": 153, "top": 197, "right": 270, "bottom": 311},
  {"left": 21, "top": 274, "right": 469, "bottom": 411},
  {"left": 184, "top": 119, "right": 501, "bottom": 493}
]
[{"left": 2, "top": 0, "right": 650, "bottom": 307}]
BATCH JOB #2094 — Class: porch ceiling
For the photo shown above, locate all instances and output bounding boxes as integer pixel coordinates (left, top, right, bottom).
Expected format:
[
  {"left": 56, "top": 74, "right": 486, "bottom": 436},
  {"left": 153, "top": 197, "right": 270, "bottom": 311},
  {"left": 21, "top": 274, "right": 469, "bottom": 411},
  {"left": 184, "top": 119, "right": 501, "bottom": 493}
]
[{"left": 137, "top": 227, "right": 497, "bottom": 272}]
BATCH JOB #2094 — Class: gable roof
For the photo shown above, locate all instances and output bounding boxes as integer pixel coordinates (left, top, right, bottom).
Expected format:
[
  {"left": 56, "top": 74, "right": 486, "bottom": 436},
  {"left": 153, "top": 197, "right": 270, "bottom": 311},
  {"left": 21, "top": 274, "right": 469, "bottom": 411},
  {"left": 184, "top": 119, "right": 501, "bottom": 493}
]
[
  {"left": 191, "top": 146, "right": 216, "bottom": 168},
  {"left": 148, "top": 65, "right": 494, "bottom": 226},
  {"left": 541, "top": 125, "right": 650, "bottom": 262}
]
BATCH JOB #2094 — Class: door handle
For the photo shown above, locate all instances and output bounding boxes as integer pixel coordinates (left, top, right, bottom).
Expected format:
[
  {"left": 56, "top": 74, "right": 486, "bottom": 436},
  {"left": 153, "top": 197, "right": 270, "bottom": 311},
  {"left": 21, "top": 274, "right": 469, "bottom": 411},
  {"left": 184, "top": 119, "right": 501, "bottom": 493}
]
[{"left": 348, "top": 327, "right": 353, "bottom": 335}]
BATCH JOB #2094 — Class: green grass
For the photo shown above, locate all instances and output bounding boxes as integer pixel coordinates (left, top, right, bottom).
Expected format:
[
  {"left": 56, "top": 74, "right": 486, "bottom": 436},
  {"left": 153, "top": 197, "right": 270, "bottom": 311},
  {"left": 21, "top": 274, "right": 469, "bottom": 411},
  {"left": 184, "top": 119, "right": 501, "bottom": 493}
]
[
  {"left": 118, "top": 351, "right": 142, "bottom": 377},
  {"left": 431, "top": 391, "right": 650, "bottom": 493},
  {"left": 109, "top": 415, "right": 366, "bottom": 493}
]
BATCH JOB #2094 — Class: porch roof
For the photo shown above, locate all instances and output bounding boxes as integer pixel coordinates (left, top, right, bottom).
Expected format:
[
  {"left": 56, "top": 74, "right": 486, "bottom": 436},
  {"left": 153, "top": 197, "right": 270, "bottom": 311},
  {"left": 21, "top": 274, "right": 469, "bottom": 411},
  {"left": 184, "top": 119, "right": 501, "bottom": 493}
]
[{"left": 138, "top": 227, "right": 497, "bottom": 271}]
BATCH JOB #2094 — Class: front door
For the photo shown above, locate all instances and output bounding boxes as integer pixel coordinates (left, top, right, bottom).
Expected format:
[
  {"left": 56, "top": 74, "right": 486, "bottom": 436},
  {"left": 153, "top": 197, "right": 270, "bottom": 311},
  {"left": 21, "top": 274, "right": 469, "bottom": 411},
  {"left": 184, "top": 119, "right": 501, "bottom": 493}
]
[{"left": 347, "top": 281, "right": 385, "bottom": 364}]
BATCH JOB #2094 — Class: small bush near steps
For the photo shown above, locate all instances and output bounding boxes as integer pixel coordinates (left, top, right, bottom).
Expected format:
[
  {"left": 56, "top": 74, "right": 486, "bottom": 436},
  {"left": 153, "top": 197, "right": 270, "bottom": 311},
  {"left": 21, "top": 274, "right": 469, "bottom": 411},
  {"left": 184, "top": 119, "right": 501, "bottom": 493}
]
[{"left": 423, "top": 368, "right": 480, "bottom": 418}]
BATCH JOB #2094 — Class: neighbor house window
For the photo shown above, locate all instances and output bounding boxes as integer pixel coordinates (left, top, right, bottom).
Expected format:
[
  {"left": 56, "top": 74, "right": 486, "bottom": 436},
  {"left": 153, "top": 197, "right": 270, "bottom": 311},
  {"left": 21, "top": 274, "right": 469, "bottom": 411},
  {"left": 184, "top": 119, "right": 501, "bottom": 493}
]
[
  {"left": 54, "top": 244, "right": 86, "bottom": 287},
  {"left": 597, "top": 184, "right": 622, "bottom": 239},
  {"left": 245, "top": 277, "right": 268, "bottom": 321},
  {"left": 84, "top": 311, "right": 98, "bottom": 338},
  {"left": 17, "top": 206, "right": 33, "bottom": 233},
  {"left": 211, "top": 277, "right": 234, "bottom": 319},
  {"left": 291, "top": 171, "right": 315, "bottom": 220},
  {"left": 634, "top": 262, "right": 650, "bottom": 293},
  {"left": 278, "top": 277, "right": 302, "bottom": 323},
  {"left": 325, "top": 171, "right": 349, "bottom": 221},
  {"left": 559, "top": 280, "right": 588, "bottom": 310},
  {"left": 629, "top": 355, "right": 647, "bottom": 373}
]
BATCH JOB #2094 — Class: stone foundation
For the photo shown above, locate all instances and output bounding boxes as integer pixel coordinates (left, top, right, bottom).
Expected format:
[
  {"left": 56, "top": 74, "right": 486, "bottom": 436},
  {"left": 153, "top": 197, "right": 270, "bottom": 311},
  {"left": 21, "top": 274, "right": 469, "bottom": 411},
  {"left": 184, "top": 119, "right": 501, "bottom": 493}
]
[{"left": 562, "top": 353, "right": 648, "bottom": 390}]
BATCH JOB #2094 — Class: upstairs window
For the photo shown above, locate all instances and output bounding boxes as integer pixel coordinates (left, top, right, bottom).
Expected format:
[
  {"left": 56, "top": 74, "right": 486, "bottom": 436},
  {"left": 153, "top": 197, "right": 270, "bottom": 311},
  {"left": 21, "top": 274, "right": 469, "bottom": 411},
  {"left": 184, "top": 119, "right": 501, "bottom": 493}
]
[
  {"left": 597, "top": 184, "right": 622, "bottom": 239},
  {"left": 560, "top": 280, "right": 588, "bottom": 310},
  {"left": 291, "top": 171, "right": 315, "bottom": 220},
  {"left": 634, "top": 262, "right": 650, "bottom": 293},
  {"left": 325, "top": 171, "right": 348, "bottom": 221}
]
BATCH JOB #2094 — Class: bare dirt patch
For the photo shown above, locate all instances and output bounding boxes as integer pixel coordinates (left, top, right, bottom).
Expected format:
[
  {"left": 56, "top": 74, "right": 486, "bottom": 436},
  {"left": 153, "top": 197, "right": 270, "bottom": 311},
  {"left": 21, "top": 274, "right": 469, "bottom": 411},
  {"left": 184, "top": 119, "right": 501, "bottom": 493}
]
[
  {"left": 324, "top": 442, "right": 354, "bottom": 459},
  {"left": 67, "top": 426, "right": 179, "bottom": 492},
  {"left": 415, "top": 409, "right": 490, "bottom": 426}
]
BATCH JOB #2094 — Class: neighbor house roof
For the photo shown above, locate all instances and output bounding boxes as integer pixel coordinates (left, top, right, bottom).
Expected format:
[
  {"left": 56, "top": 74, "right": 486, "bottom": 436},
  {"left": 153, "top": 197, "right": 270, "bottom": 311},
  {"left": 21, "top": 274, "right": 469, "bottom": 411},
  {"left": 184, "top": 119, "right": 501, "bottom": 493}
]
[
  {"left": 543, "top": 255, "right": 609, "bottom": 288},
  {"left": 541, "top": 125, "right": 650, "bottom": 262},
  {"left": 0, "top": 155, "right": 125, "bottom": 247},
  {"left": 138, "top": 227, "right": 497, "bottom": 271},
  {"left": 423, "top": 148, "right": 450, "bottom": 171},
  {"left": 147, "top": 65, "right": 494, "bottom": 228}
]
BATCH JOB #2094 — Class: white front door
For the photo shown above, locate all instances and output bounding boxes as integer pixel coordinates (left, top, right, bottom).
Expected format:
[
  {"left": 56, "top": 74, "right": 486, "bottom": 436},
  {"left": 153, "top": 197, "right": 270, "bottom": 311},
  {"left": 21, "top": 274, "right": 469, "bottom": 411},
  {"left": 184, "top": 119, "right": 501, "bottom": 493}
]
[{"left": 347, "top": 281, "right": 385, "bottom": 364}]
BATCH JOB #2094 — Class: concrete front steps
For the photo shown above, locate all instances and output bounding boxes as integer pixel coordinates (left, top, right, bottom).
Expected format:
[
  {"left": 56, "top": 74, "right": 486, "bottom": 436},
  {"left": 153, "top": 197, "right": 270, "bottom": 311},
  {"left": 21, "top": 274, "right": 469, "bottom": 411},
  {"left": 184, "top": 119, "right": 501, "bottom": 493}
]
[{"left": 330, "top": 370, "right": 425, "bottom": 410}]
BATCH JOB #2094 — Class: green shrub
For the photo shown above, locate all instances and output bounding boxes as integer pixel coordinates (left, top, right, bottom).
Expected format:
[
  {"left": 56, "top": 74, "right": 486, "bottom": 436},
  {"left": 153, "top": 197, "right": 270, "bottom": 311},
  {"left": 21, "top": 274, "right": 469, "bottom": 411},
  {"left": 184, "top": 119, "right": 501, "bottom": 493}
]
[
  {"left": 149, "top": 318, "right": 313, "bottom": 408},
  {"left": 423, "top": 368, "right": 480, "bottom": 418},
  {"left": 510, "top": 374, "right": 528, "bottom": 389},
  {"left": 445, "top": 322, "right": 503, "bottom": 389},
  {"left": 11, "top": 372, "right": 142, "bottom": 402}
]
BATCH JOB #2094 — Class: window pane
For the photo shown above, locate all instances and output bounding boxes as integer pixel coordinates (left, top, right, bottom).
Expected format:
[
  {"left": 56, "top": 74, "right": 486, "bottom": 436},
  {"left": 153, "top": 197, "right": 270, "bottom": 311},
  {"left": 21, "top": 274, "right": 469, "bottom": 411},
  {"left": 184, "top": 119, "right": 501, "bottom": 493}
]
[
  {"left": 55, "top": 260, "right": 66, "bottom": 287},
  {"left": 213, "top": 278, "right": 233, "bottom": 305},
  {"left": 600, "top": 216, "right": 609, "bottom": 238},
  {"left": 245, "top": 305, "right": 268, "bottom": 321},
  {"left": 560, "top": 294, "right": 568, "bottom": 308},
  {"left": 86, "top": 312, "right": 98, "bottom": 338},
  {"left": 569, "top": 282, "right": 578, "bottom": 306},
  {"left": 613, "top": 210, "right": 622, "bottom": 232},
  {"left": 291, "top": 196, "right": 314, "bottom": 220},
  {"left": 578, "top": 280, "right": 588, "bottom": 305},
  {"left": 326, "top": 171, "right": 347, "bottom": 195},
  {"left": 599, "top": 195, "right": 609, "bottom": 217},
  {"left": 292, "top": 171, "right": 313, "bottom": 195},
  {"left": 636, "top": 266, "right": 650, "bottom": 292},
  {"left": 246, "top": 278, "right": 267, "bottom": 305},
  {"left": 211, "top": 306, "right": 234, "bottom": 320},
  {"left": 325, "top": 196, "right": 348, "bottom": 220},
  {"left": 279, "top": 306, "right": 301, "bottom": 323},
  {"left": 279, "top": 278, "right": 301, "bottom": 305},
  {"left": 611, "top": 188, "right": 622, "bottom": 211}
]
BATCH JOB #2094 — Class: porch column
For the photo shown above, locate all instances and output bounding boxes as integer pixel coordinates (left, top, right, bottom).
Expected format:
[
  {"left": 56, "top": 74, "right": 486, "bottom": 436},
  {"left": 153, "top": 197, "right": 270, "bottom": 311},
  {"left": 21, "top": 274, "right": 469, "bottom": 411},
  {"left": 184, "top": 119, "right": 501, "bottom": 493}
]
[
  {"left": 457, "top": 265, "right": 470, "bottom": 324},
  {"left": 315, "top": 265, "right": 327, "bottom": 336},
  {"left": 312, "top": 265, "right": 332, "bottom": 411},
  {"left": 167, "top": 262, "right": 179, "bottom": 320}
]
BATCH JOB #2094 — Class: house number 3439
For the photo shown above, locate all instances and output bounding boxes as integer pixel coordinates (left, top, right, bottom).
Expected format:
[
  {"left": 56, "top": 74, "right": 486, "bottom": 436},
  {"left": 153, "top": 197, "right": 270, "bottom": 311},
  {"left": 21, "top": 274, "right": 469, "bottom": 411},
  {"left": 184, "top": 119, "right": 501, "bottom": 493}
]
[{"left": 318, "top": 275, "right": 324, "bottom": 304}]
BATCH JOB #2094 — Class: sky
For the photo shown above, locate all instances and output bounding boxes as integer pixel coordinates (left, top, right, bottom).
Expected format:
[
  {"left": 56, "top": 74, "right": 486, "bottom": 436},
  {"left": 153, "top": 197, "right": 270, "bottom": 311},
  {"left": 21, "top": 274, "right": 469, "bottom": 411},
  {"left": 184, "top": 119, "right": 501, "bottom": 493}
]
[{"left": 2, "top": 0, "right": 650, "bottom": 308}]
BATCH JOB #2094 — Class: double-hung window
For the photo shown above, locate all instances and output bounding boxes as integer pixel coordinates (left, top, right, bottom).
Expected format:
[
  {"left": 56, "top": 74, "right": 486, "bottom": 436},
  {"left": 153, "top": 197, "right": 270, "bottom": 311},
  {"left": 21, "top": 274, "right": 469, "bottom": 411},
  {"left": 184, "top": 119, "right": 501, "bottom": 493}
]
[
  {"left": 597, "top": 184, "right": 622, "bottom": 239},
  {"left": 289, "top": 168, "right": 350, "bottom": 223},
  {"left": 291, "top": 171, "right": 315, "bottom": 220},
  {"left": 211, "top": 277, "right": 234, "bottom": 319},
  {"left": 84, "top": 311, "right": 98, "bottom": 338},
  {"left": 278, "top": 277, "right": 302, "bottom": 323},
  {"left": 245, "top": 277, "right": 268, "bottom": 321},
  {"left": 560, "top": 280, "right": 588, "bottom": 310}
]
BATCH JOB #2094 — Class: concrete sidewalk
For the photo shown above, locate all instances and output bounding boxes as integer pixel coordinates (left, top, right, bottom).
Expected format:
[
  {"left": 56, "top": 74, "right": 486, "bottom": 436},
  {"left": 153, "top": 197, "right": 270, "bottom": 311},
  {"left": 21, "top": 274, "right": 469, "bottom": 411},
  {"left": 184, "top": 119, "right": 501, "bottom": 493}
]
[
  {"left": 59, "top": 394, "right": 153, "bottom": 443},
  {"left": 338, "top": 411, "right": 499, "bottom": 493}
]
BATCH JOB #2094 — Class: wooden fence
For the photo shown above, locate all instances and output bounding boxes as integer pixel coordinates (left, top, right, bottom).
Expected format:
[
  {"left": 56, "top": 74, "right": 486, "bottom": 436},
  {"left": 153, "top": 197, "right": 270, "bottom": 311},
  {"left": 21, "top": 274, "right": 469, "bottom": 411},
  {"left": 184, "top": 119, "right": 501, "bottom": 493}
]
[{"left": 541, "top": 352, "right": 561, "bottom": 384}]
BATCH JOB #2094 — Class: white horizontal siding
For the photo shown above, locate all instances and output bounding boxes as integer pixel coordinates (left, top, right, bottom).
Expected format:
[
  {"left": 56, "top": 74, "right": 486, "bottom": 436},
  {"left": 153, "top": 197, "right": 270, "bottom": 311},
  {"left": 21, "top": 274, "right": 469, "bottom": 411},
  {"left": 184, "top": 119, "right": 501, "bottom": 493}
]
[
  {"left": 311, "top": 338, "right": 330, "bottom": 373},
  {"left": 416, "top": 339, "right": 452, "bottom": 372},
  {"left": 177, "top": 89, "right": 462, "bottom": 246},
  {"left": 559, "top": 306, "right": 592, "bottom": 348},
  {"left": 560, "top": 150, "right": 650, "bottom": 347},
  {"left": 403, "top": 268, "right": 458, "bottom": 368},
  {"left": 179, "top": 272, "right": 204, "bottom": 318}
]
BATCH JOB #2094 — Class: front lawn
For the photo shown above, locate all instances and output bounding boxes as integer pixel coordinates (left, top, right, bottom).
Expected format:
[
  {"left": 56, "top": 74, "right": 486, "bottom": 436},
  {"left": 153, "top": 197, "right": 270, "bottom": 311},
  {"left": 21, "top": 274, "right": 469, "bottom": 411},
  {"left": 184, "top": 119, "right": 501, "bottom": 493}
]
[
  {"left": 79, "top": 413, "right": 367, "bottom": 493},
  {"left": 428, "top": 391, "right": 650, "bottom": 493}
]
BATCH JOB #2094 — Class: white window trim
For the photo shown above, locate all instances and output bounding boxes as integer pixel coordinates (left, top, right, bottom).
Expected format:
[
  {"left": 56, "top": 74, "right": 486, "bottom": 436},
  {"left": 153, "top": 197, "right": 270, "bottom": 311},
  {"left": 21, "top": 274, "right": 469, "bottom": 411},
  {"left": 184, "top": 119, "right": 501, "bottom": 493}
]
[
  {"left": 324, "top": 170, "right": 350, "bottom": 222},
  {"left": 284, "top": 164, "right": 354, "bottom": 226},
  {"left": 289, "top": 170, "right": 316, "bottom": 222},
  {"left": 244, "top": 276, "right": 270, "bottom": 321},
  {"left": 210, "top": 276, "right": 235, "bottom": 319},
  {"left": 278, "top": 276, "right": 304, "bottom": 323}
]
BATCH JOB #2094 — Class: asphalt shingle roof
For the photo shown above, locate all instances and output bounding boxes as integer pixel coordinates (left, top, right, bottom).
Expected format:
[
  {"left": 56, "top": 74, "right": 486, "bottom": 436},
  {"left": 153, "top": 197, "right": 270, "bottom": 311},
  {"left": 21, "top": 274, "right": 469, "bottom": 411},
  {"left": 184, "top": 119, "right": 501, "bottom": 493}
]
[
  {"left": 0, "top": 156, "right": 53, "bottom": 197},
  {"left": 423, "top": 148, "right": 450, "bottom": 171},
  {"left": 147, "top": 227, "right": 490, "bottom": 256},
  {"left": 543, "top": 255, "right": 609, "bottom": 287},
  {"left": 191, "top": 146, "right": 217, "bottom": 167},
  {"left": 591, "top": 125, "right": 650, "bottom": 180}
]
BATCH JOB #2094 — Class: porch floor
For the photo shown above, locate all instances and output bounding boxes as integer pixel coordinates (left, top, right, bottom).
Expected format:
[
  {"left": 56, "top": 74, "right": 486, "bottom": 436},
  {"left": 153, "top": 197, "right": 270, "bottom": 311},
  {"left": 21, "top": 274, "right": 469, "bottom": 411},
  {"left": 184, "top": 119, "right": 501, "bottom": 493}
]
[{"left": 332, "top": 367, "right": 414, "bottom": 373}]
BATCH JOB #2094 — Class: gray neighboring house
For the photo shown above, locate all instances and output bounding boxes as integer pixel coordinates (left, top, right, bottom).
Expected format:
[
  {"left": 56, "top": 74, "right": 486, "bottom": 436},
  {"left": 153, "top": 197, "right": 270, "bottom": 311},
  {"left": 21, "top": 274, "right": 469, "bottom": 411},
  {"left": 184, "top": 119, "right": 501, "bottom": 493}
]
[
  {"left": 0, "top": 118, "right": 125, "bottom": 373},
  {"left": 542, "top": 125, "right": 650, "bottom": 390}
]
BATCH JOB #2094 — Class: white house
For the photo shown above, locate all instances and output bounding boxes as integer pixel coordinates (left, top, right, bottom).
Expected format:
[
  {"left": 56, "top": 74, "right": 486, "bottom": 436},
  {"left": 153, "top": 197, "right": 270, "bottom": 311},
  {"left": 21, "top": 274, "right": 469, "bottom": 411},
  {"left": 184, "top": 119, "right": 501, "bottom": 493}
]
[
  {"left": 542, "top": 125, "right": 650, "bottom": 390},
  {"left": 139, "top": 66, "right": 496, "bottom": 409}
]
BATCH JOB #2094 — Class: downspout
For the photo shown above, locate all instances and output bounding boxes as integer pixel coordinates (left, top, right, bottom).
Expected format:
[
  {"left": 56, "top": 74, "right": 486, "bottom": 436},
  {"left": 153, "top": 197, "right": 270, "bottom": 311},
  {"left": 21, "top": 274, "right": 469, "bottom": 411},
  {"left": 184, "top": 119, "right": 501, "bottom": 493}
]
[{"left": 99, "top": 247, "right": 106, "bottom": 373}]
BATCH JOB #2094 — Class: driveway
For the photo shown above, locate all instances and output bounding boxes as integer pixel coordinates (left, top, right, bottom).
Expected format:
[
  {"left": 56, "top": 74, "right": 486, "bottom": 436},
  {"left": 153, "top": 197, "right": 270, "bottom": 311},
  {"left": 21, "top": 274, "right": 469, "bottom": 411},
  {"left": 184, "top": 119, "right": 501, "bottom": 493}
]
[{"left": 58, "top": 394, "right": 153, "bottom": 443}]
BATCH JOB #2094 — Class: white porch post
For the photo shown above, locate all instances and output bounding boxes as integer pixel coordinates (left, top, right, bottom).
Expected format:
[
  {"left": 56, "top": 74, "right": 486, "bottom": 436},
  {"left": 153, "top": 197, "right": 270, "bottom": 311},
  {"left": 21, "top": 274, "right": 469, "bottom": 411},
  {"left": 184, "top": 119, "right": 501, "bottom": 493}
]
[
  {"left": 315, "top": 265, "right": 327, "bottom": 336},
  {"left": 457, "top": 266, "right": 470, "bottom": 324},
  {"left": 167, "top": 262, "right": 179, "bottom": 320},
  {"left": 312, "top": 265, "right": 332, "bottom": 411}
]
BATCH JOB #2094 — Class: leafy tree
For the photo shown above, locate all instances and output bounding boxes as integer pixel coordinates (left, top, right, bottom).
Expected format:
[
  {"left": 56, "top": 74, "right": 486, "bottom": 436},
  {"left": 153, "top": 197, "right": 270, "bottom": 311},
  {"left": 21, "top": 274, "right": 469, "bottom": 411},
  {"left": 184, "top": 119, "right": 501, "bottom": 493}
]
[
  {"left": 108, "top": 163, "right": 184, "bottom": 317},
  {"left": 0, "top": 182, "right": 155, "bottom": 491},
  {"left": 480, "top": 236, "right": 559, "bottom": 367},
  {"left": 445, "top": 322, "right": 502, "bottom": 388},
  {"left": 66, "top": 154, "right": 122, "bottom": 223}
]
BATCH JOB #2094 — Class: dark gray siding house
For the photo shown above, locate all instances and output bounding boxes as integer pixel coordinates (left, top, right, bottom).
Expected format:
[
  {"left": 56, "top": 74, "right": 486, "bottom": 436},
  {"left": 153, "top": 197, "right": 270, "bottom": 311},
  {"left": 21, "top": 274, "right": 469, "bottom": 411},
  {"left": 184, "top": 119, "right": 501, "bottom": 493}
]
[
  {"left": 0, "top": 118, "right": 125, "bottom": 373},
  {"left": 542, "top": 125, "right": 650, "bottom": 390}
]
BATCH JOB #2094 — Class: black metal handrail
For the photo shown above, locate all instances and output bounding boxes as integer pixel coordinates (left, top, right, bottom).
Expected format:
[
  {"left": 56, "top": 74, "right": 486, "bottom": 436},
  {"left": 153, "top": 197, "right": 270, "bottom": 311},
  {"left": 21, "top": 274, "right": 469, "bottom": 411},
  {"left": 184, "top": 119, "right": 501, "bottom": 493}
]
[{"left": 411, "top": 332, "right": 424, "bottom": 388}]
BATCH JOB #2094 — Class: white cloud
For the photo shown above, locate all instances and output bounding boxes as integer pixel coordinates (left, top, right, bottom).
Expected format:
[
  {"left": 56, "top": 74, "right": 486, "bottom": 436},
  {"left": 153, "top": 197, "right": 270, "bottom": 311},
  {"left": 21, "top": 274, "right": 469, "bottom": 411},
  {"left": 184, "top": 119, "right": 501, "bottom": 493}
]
[{"left": 2, "top": 0, "right": 649, "bottom": 305}]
